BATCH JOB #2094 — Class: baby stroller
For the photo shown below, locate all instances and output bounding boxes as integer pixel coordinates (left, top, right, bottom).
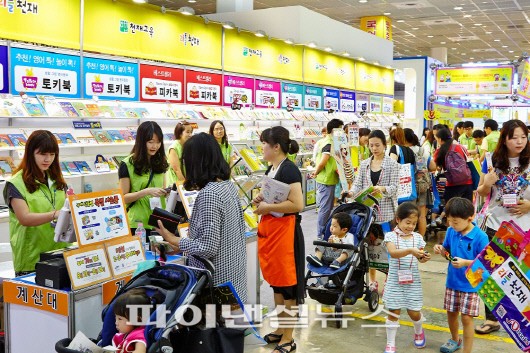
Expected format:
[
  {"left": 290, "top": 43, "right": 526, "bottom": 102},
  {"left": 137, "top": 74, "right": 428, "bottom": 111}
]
[
  {"left": 426, "top": 172, "right": 448, "bottom": 240},
  {"left": 305, "top": 202, "right": 378, "bottom": 328}
]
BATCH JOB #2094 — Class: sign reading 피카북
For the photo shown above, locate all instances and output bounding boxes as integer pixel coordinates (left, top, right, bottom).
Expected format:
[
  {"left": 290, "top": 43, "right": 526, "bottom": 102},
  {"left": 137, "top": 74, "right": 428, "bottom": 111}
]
[
  {"left": 281, "top": 82, "right": 303, "bottom": 110},
  {"left": 10, "top": 47, "right": 81, "bottom": 98},
  {"left": 0, "top": 46, "right": 7, "bottom": 93},
  {"left": 84, "top": 57, "right": 138, "bottom": 101},
  {"left": 340, "top": 91, "right": 355, "bottom": 112},
  {"left": 223, "top": 74, "right": 254, "bottom": 106},
  {"left": 185, "top": 70, "right": 222, "bottom": 105},
  {"left": 255, "top": 79, "right": 281, "bottom": 108},
  {"left": 140, "top": 64, "right": 184, "bottom": 103}
]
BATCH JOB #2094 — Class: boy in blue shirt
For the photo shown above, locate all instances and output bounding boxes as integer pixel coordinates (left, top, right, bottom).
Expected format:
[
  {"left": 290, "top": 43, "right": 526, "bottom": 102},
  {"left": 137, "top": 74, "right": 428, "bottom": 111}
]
[{"left": 434, "top": 197, "right": 489, "bottom": 353}]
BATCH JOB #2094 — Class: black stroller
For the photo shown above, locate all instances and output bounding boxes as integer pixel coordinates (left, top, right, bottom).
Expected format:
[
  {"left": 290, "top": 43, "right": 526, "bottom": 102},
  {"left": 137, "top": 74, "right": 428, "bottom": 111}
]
[{"left": 305, "top": 202, "right": 379, "bottom": 328}]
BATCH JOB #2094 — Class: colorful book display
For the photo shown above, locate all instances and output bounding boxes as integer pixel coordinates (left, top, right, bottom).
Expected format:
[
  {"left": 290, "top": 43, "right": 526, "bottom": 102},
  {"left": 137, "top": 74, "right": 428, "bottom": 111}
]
[
  {"left": 90, "top": 130, "right": 113, "bottom": 143},
  {"left": 58, "top": 101, "right": 80, "bottom": 117},
  {"left": 107, "top": 130, "right": 125, "bottom": 143},
  {"left": 7, "top": 134, "right": 27, "bottom": 147},
  {"left": 22, "top": 97, "right": 47, "bottom": 116},
  {"left": 56, "top": 133, "right": 77, "bottom": 144}
]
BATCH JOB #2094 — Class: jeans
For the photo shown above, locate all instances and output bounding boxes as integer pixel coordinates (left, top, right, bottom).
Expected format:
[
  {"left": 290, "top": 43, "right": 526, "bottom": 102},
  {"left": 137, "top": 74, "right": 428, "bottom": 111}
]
[{"left": 316, "top": 182, "right": 336, "bottom": 238}]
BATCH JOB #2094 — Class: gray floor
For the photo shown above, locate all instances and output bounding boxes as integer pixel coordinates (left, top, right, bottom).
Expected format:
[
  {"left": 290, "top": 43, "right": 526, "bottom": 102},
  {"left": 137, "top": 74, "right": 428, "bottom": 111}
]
[{"left": 249, "top": 208, "right": 519, "bottom": 353}]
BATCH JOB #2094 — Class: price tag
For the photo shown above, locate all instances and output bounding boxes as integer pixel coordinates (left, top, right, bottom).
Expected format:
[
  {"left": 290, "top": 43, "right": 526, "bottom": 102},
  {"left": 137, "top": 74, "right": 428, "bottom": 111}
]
[
  {"left": 398, "top": 269, "right": 414, "bottom": 284},
  {"left": 502, "top": 194, "right": 518, "bottom": 207}
]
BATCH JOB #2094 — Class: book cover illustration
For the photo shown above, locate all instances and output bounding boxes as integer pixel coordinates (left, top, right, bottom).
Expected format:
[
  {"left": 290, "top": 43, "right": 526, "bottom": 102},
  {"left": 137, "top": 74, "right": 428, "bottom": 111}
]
[
  {"left": 74, "top": 161, "right": 92, "bottom": 174},
  {"left": 112, "top": 155, "right": 127, "bottom": 167},
  {"left": 239, "top": 148, "right": 266, "bottom": 172},
  {"left": 56, "top": 133, "right": 77, "bottom": 145},
  {"left": 0, "top": 157, "right": 15, "bottom": 176},
  {"left": 22, "top": 97, "right": 47, "bottom": 116},
  {"left": 7, "top": 134, "right": 27, "bottom": 147},
  {"left": 130, "top": 130, "right": 137, "bottom": 139},
  {"left": 65, "top": 161, "right": 81, "bottom": 175},
  {"left": 58, "top": 101, "right": 80, "bottom": 117},
  {"left": 0, "top": 134, "right": 13, "bottom": 147},
  {"left": 133, "top": 107, "right": 150, "bottom": 119},
  {"left": 107, "top": 130, "right": 125, "bottom": 143},
  {"left": 119, "top": 130, "right": 135, "bottom": 142},
  {"left": 60, "top": 162, "right": 70, "bottom": 176},
  {"left": 164, "top": 133, "right": 175, "bottom": 142},
  {"left": 110, "top": 105, "right": 127, "bottom": 118},
  {"left": 71, "top": 102, "right": 91, "bottom": 117},
  {"left": 90, "top": 129, "right": 113, "bottom": 144},
  {"left": 124, "top": 108, "right": 141, "bottom": 118},
  {"left": 98, "top": 105, "right": 115, "bottom": 118},
  {"left": 85, "top": 103, "right": 102, "bottom": 117},
  {"left": 37, "top": 95, "right": 66, "bottom": 117},
  {"left": 106, "top": 156, "right": 117, "bottom": 170}
]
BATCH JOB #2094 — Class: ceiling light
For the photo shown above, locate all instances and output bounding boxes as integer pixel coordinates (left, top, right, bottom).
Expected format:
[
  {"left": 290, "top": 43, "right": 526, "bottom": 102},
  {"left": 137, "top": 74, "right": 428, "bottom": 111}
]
[
  {"left": 383, "top": 12, "right": 391, "bottom": 15},
  {"left": 412, "top": 27, "right": 419, "bottom": 30},
  {"left": 452, "top": 47, "right": 457, "bottom": 50},
  {"left": 397, "top": 19, "right": 405, "bottom": 23},
  {"left": 427, "top": 35, "right": 434, "bottom": 38},
  {"left": 470, "top": 57, "right": 474, "bottom": 59},
  {"left": 188, "top": 0, "right": 197, "bottom": 3},
  {"left": 474, "top": 23, "right": 482, "bottom": 26},
  {"left": 440, "top": 41, "right": 446, "bottom": 44},
  {"left": 222, "top": 21, "right": 235, "bottom": 29},
  {"left": 463, "top": 14, "right": 472, "bottom": 18},
  {"left": 359, "top": 57, "right": 366, "bottom": 61},
  {"left": 502, "top": 45, "right": 508, "bottom": 48},
  {"left": 343, "top": 52, "right": 350, "bottom": 57},
  {"left": 374, "top": 61, "right": 380, "bottom": 65},
  {"left": 454, "top": 6, "right": 463, "bottom": 10},
  {"left": 494, "top": 39, "right": 500, "bottom": 42},
  {"left": 284, "top": 38, "right": 294, "bottom": 44},
  {"left": 178, "top": 6, "right": 195, "bottom": 15},
  {"left": 386, "top": 65, "right": 392, "bottom": 69},
  {"left": 307, "top": 41, "right": 317, "bottom": 48},
  {"left": 255, "top": 30, "right": 266, "bottom": 37},
  {"left": 324, "top": 47, "right": 333, "bottom": 52},
  {"left": 133, "top": 0, "right": 146, "bottom": 3},
  {"left": 509, "top": 50, "right": 514, "bottom": 53},
  {"left": 462, "top": 53, "right": 467, "bottom": 55},
  {"left": 359, "top": 0, "right": 368, "bottom": 3},
  {"left": 485, "top": 31, "right": 492, "bottom": 34}
]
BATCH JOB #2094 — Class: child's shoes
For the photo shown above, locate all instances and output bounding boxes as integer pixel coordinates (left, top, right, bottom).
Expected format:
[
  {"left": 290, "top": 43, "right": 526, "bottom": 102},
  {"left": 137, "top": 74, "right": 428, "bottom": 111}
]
[
  {"left": 440, "top": 338, "right": 462, "bottom": 353},
  {"left": 384, "top": 344, "right": 396, "bottom": 353},
  {"left": 414, "top": 330, "right": 426, "bottom": 348},
  {"left": 329, "top": 260, "right": 341, "bottom": 269},
  {"left": 306, "top": 254, "right": 323, "bottom": 267}
]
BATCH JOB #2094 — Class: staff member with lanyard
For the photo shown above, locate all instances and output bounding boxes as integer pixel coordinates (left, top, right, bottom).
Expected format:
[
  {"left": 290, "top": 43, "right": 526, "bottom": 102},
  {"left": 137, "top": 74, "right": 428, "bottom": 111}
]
[
  {"left": 209, "top": 120, "right": 232, "bottom": 165},
  {"left": 4, "top": 130, "right": 69, "bottom": 276},
  {"left": 119, "top": 121, "right": 169, "bottom": 237}
]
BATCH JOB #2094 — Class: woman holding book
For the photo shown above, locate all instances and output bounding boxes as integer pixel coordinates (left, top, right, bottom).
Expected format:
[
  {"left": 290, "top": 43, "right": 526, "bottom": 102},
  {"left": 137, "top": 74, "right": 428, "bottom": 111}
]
[
  {"left": 119, "top": 121, "right": 169, "bottom": 237},
  {"left": 252, "top": 126, "right": 304, "bottom": 353},
  {"left": 3, "top": 130, "right": 69, "bottom": 276},
  {"left": 209, "top": 120, "right": 232, "bottom": 165},
  {"left": 167, "top": 121, "right": 194, "bottom": 184}
]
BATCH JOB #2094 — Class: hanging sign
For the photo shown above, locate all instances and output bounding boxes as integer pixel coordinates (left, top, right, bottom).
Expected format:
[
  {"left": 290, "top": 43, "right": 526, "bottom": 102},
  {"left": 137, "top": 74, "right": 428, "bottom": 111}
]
[
  {"left": 356, "top": 93, "right": 370, "bottom": 112},
  {"left": 185, "top": 69, "right": 222, "bottom": 105},
  {"left": 355, "top": 61, "right": 394, "bottom": 95},
  {"left": 255, "top": 79, "right": 281, "bottom": 108},
  {"left": 304, "top": 85, "right": 323, "bottom": 110},
  {"left": 84, "top": 57, "right": 138, "bottom": 101},
  {"left": 223, "top": 74, "right": 254, "bottom": 106},
  {"left": 370, "top": 95, "right": 382, "bottom": 113},
  {"left": 518, "top": 59, "right": 530, "bottom": 100},
  {"left": 281, "top": 82, "right": 303, "bottom": 110},
  {"left": 0, "top": 46, "right": 7, "bottom": 93},
  {"left": 324, "top": 88, "right": 340, "bottom": 111},
  {"left": 435, "top": 66, "right": 513, "bottom": 95},
  {"left": 140, "top": 64, "right": 184, "bottom": 103},
  {"left": 303, "top": 48, "right": 355, "bottom": 89},
  {"left": 423, "top": 110, "right": 441, "bottom": 120},
  {"left": 10, "top": 47, "right": 81, "bottom": 98},
  {"left": 383, "top": 96, "right": 394, "bottom": 113},
  {"left": 340, "top": 90, "right": 355, "bottom": 112},
  {"left": 360, "top": 16, "right": 392, "bottom": 41}
]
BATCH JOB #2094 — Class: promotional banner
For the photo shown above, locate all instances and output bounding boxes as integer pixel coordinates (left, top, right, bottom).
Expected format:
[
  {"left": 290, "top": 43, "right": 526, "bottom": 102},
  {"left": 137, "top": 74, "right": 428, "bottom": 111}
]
[
  {"left": 224, "top": 30, "right": 303, "bottom": 82},
  {"left": 140, "top": 64, "right": 184, "bottom": 103},
  {"left": 0, "top": 45, "right": 8, "bottom": 93},
  {"left": 383, "top": 96, "right": 394, "bottom": 113},
  {"left": 370, "top": 95, "right": 382, "bottom": 113},
  {"left": 84, "top": 57, "right": 138, "bottom": 101},
  {"left": 185, "top": 69, "right": 222, "bottom": 105},
  {"left": 0, "top": 0, "right": 80, "bottom": 49},
  {"left": 324, "top": 88, "right": 340, "bottom": 111},
  {"left": 255, "top": 79, "right": 281, "bottom": 108},
  {"left": 340, "top": 90, "right": 355, "bottom": 112},
  {"left": 304, "top": 85, "right": 323, "bottom": 110},
  {"left": 84, "top": 0, "right": 222, "bottom": 69},
  {"left": 223, "top": 74, "right": 254, "bottom": 106},
  {"left": 360, "top": 16, "right": 392, "bottom": 41},
  {"left": 466, "top": 221, "right": 530, "bottom": 352},
  {"left": 10, "top": 47, "right": 81, "bottom": 98},
  {"left": 355, "top": 61, "right": 394, "bottom": 95},
  {"left": 304, "top": 48, "right": 355, "bottom": 89},
  {"left": 435, "top": 66, "right": 513, "bottom": 95},
  {"left": 281, "top": 82, "right": 303, "bottom": 110},
  {"left": 356, "top": 93, "right": 370, "bottom": 112},
  {"left": 518, "top": 59, "right": 530, "bottom": 100}
]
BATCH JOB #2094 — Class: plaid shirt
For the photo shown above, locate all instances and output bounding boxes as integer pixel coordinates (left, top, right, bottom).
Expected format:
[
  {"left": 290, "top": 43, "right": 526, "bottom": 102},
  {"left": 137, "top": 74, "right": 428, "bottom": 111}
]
[{"left": 351, "top": 156, "right": 399, "bottom": 222}]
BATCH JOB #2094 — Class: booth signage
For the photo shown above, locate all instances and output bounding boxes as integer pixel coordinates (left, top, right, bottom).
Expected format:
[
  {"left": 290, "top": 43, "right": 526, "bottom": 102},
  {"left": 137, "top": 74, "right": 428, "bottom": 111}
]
[
  {"left": 383, "top": 96, "right": 394, "bottom": 113},
  {"left": 140, "top": 64, "right": 184, "bottom": 103},
  {"left": 0, "top": 45, "right": 7, "bottom": 93},
  {"left": 518, "top": 59, "right": 530, "bottom": 100},
  {"left": 4, "top": 280, "right": 69, "bottom": 316},
  {"left": 10, "top": 47, "right": 81, "bottom": 98},
  {"left": 355, "top": 61, "right": 394, "bottom": 95},
  {"left": 435, "top": 66, "right": 513, "bottom": 95},
  {"left": 423, "top": 110, "right": 441, "bottom": 120},
  {"left": 303, "top": 48, "right": 355, "bottom": 89},
  {"left": 356, "top": 93, "right": 370, "bottom": 112},
  {"left": 369, "top": 95, "right": 382, "bottom": 113},
  {"left": 339, "top": 91, "right": 355, "bottom": 112},
  {"left": 223, "top": 74, "right": 254, "bottom": 106},
  {"left": 281, "top": 82, "right": 303, "bottom": 110},
  {"left": 305, "top": 175, "right": 316, "bottom": 206},
  {"left": 304, "top": 85, "right": 323, "bottom": 110},
  {"left": 324, "top": 88, "right": 340, "bottom": 111},
  {"left": 105, "top": 236, "right": 145, "bottom": 277},
  {"left": 84, "top": 57, "right": 138, "bottom": 101},
  {"left": 64, "top": 244, "right": 113, "bottom": 290},
  {"left": 255, "top": 79, "right": 281, "bottom": 108},
  {"left": 102, "top": 275, "right": 132, "bottom": 305},
  {"left": 73, "top": 121, "right": 102, "bottom": 129},
  {"left": 360, "top": 16, "right": 392, "bottom": 41},
  {"left": 185, "top": 69, "right": 222, "bottom": 105}
]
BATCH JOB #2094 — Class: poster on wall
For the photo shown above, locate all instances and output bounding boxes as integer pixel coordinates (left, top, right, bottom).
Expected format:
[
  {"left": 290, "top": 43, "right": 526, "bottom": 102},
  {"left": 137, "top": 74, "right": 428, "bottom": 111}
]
[
  {"left": 255, "top": 79, "right": 281, "bottom": 108},
  {"left": 356, "top": 93, "right": 370, "bottom": 112},
  {"left": 281, "top": 82, "right": 303, "bottom": 110},
  {"left": 10, "top": 47, "right": 81, "bottom": 98},
  {"left": 324, "top": 88, "right": 340, "bottom": 111},
  {"left": 304, "top": 86, "right": 323, "bottom": 110},
  {"left": 185, "top": 69, "right": 222, "bottom": 105},
  {"left": 140, "top": 64, "right": 184, "bottom": 103},
  {"left": 0, "top": 46, "right": 8, "bottom": 93},
  {"left": 370, "top": 95, "right": 382, "bottom": 113},
  {"left": 383, "top": 96, "right": 393, "bottom": 113},
  {"left": 435, "top": 66, "right": 513, "bottom": 95},
  {"left": 84, "top": 57, "right": 138, "bottom": 101},
  {"left": 518, "top": 59, "right": 530, "bottom": 100},
  {"left": 223, "top": 74, "right": 254, "bottom": 106},
  {"left": 340, "top": 91, "right": 355, "bottom": 112}
]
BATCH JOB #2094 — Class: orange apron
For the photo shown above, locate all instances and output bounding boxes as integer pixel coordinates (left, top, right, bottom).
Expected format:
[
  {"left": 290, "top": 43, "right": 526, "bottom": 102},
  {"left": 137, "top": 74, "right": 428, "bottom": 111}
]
[{"left": 258, "top": 214, "right": 297, "bottom": 287}]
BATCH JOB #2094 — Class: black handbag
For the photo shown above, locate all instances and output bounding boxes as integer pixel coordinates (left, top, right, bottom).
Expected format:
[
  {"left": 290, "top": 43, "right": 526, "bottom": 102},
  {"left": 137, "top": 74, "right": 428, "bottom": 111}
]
[{"left": 148, "top": 207, "right": 183, "bottom": 234}]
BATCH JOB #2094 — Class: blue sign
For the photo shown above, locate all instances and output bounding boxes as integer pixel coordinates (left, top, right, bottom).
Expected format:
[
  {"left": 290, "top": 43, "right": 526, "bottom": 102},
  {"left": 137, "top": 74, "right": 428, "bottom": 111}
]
[
  {"left": 84, "top": 57, "right": 138, "bottom": 101},
  {"left": 10, "top": 47, "right": 81, "bottom": 98},
  {"left": 281, "top": 82, "right": 303, "bottom": 109},
  {"left": 339, "top": 90, "right": 356, "bottom": 112},
  {"left": 73, "top": 121, "right": 102, "bottom": 129},
  {"left": 324, "top": 88, "right": 340, "bottom": 111},
  {"left": 0, "top": 46, "right": 7, "bottom": 94},
  {"left": 304, "top": 85, "right": 323, "bottom": 110}
]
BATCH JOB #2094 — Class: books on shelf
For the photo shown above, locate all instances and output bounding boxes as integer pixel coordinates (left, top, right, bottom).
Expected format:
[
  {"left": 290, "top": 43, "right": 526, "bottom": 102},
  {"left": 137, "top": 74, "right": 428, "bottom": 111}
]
[
  {"left": 37, "top": 96, "right": 66, "bottom": 117},
  {"left": 22, "top": 97, "right": 47, "bottom": 117},
  {"left": 0, "top": 95, "right": 26, "bottom": 116},
  {"left": 119, "top": 130, "right": 135, "bottom": 142},
  {"left": 58, "top": 101, "right": 80, "bottom": 117},
  {"left": 85, "top": 103, "right": 101, "bottom": 117},
  {"left": 111, "top": 155, "right": 127, "bottom": 167},
  {"left": 0, "top": 134, "right": 13, "bottom": 147},
  {"left": 107, "top": 130, "right": 125, "bottom": 143},
  {"left": 239, "top": 148, "right": 266, "bottom": 172},
  {"left": 64, "top": 161, "right": 81, "bottom": 175},
  {"left": 77, "top": 136, "right": 98, "bottom": 144},
  {"left": 60, "top": 162, "right": 70, "bottom": 176},
  {"left": 71, "top": 102, "right": 91, "bottom": 117},
  {"left": 74, "top": 161, "right": 92, "bottom": 174},
  {"left": 7, "top": 133, "right": 27, "bottom": 147},
  {"left": 56, "top": 133, "right": 77, "bottom": 144},
  {"left": 90, "top": 129, "right": 113, "bottom": 143}
]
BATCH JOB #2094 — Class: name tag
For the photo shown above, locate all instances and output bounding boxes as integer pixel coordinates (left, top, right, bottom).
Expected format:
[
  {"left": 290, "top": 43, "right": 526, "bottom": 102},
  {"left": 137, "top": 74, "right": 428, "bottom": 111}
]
[
  {"left": 149, "top": 197, "right": 162, "bottom": 209},
  {"left": 398, "top": 269, "right": 414, "bottom": 284},
  {"left": 502, "top": 194, "right": 518, "bottom": 207}
]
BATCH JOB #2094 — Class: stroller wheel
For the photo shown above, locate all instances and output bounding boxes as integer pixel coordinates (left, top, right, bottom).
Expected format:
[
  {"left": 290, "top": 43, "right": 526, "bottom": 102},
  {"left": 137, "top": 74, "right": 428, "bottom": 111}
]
[
  {"left": 334, "top": 304, "right": 343, "bottom": 328},
  {"left": 368, "top": 290, "right": 379, "bottom": 312}
]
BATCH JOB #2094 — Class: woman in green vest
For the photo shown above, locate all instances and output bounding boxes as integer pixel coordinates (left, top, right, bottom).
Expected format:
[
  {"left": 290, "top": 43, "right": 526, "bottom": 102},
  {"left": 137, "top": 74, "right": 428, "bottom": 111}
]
[
  {"left": 4, "top": 130, "right": 68, "bottom": 276},
  {"left": 167, "top": 121, "right": 193, "bottom": 184},
  {"left": 119, "top": 121, "right": 169, "bottom": 237},
  {"left": 209, "top": 120, "right": 232, "bottom": 165}
]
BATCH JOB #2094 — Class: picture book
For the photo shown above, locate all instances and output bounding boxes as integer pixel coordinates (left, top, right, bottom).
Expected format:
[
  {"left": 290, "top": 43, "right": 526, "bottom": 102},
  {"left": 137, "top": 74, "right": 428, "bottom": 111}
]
[
  {"left": 110, "top": 105, "right": 127, "bottom": 118},
  {"left": 97, "top": 105, "right": 115, "bottom": 118},
  {"left": 56, "top": 133, "right": 77, "bottom": 145},
  {"left": 133, "top": 107, "right": 150, "bottom": 119},
  {"left": 60, "top": 162, "right": 70, "bottom": 176},
  {"left": 74, "top": 161, "right": 92, "bottom": 174},
  {"left": 106, "top": 157, "right": 117, "bottom": 170},
  {"left": 22, "top": 97, "right": 47, "bottom": 116},
  {"left": 64, "top": 161, "right": 81, "bottom": 175},
  {"left": 7, "top": 134, "right": 27, "bottom": 147},
  {"left": 0, "top": 157, "right": 15, "bottom": 176},
  {"left": 71, "top": 102, "right": 91, "bottom": 117},
  {"left": 124, "top": 109, "right": 141, "bottom": 118},
  {"left": 85, "top": 103, "right": 102, "bottom": 117},
  {"left": 37, "top": 96, "right": 66, "bottom": 117},
  {"left": 0, "top": 134, "right": 13, "bottom": 147},
  {"left": 90, "top": 130, "right": 113, "bottom": 144},
  {"left": 112, "top": 155, "right": 127, "bottom": 167},
  {"left": 53, "top": 133, "right": 62, "bottom": 144},
  {"left": 239, "top": 148, "right": 266, "bottom": 171},
  {"left": 106, "top": 130, "right": 125, "bottom": 143},
  {"left": 58, "top": 101, "right": 80, "bottom": 117},
  {"left": 164, "top": 133, "right": 175, "bottom": 142},
  {"left": 119, "top": 130, "right": 134, "bottom": 142},
  {"left": 130, "top": 130, "right": 137, "bottom": 139},
  {"left": 352, "top": 186, "right": 382, "bottom": 208}
]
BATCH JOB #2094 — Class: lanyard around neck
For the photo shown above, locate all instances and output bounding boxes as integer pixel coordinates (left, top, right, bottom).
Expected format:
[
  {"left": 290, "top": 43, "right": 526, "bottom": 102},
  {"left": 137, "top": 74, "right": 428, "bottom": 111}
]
[{"left": 397, "top": 232, "right": 415, "bottom": 270}]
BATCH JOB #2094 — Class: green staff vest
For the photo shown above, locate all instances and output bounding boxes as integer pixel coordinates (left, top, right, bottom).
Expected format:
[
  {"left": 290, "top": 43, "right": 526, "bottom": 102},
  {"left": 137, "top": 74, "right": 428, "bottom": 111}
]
[
  {"left": 219, "top": 142, "right": 232, "bottom": 164},
  {"left": 315, "top": 135, "right": 339, "bottom": 185},
  {"left": 167, "top": 140, "right": 183, "bottom": 185},
  {"left": 8, "top": 171, "right": 68, "bottom": 272},
  {"left": 123, "top": 156, "right": 166, "bottom": 229},
  {"left": 484, "top": 130, "right": 500, "bottom": 153}
]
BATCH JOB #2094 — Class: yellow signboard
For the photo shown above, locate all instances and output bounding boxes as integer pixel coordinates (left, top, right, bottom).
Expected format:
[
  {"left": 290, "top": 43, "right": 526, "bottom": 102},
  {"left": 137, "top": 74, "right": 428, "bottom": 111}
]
[
  {"left": 424, "top": 110, "right": 441, "bottom": 120},
  {"left": 360, "top": 16, "right": 392, "bottom": 41},
  {"left": 355, "top": 61, "right": 394, "bottom": 95},
  {"left": 463, "top": 109, "right": 491, "bottom": 119},
  {"left": 432, "top": 103, "right": 490, "bottom": 121},
  {"left": 84, "top": 0, "right": 222, "bottom": 69},
  {"left": 435, "top": 66, "right": 513, "bottom": 95},
  {"left": 223, "top": 30, "right": 303, "bottom": 82},
  {"left": 0, "top": 0, "right": 80, "bottom": 49},
  {"left": 518, "top": 59, "right": 530, "bottom": 100},
  {"left": 303, "top": 48, "right": 355, "bottom": 89}
]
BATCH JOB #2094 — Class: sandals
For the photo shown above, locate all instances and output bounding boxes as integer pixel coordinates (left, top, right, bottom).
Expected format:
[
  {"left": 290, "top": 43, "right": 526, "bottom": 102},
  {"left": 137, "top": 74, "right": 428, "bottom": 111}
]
[
  {"left": 440, "top": 338, "right": 462, "bottom": 353},
  {"left": 475, "top": 322, "right": 501, "bottom": 334},
  {"left": 263, "top": 332, "right": 283, "bottom": 344},
  {"left": 273, "top": 340, "right": 296, "bottom": 353}
]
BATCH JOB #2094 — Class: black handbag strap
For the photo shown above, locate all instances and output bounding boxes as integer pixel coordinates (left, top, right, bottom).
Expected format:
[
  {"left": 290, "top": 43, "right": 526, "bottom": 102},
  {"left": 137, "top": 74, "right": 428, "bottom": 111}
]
[{"left": 127, "top": 169, "right": 155, "bottom": 212}]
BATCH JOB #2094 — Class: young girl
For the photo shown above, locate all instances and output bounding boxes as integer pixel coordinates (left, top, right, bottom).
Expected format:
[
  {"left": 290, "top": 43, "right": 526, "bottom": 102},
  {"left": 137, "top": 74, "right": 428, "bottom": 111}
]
[
  {"left": 113, "top": 288, "right": 151, "bottom": 353},
  {"left": 382, "top": 202, "right": 431, "bottom": 353}
]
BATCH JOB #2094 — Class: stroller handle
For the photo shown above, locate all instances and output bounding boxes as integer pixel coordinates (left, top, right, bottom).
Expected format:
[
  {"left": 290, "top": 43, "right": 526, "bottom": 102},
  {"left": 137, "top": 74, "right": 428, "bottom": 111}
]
[{"left": 313, "top": 240, "right": 359, "bottom": 252}]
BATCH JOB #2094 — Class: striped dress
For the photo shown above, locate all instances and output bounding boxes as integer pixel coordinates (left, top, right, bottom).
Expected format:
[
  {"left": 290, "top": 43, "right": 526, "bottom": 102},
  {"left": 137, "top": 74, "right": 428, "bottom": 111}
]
[{"left": 382, "top": 231, "right": 426, "bottom": 311}]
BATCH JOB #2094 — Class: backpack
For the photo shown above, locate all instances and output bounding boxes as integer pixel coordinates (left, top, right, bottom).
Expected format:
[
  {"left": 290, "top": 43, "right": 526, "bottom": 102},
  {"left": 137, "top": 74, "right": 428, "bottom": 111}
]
[
  {"left": 444, "top": 144, "right": 471, "bottom": 185},
  {"left": 413, "top": 146, "right": 431, "bottom": 194}
]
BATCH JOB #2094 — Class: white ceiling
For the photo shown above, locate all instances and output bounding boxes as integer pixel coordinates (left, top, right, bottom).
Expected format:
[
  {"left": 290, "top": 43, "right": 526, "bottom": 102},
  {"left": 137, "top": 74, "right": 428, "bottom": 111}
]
[{"left": 148, "top": 0, "right": 530, "bottom": 65}]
